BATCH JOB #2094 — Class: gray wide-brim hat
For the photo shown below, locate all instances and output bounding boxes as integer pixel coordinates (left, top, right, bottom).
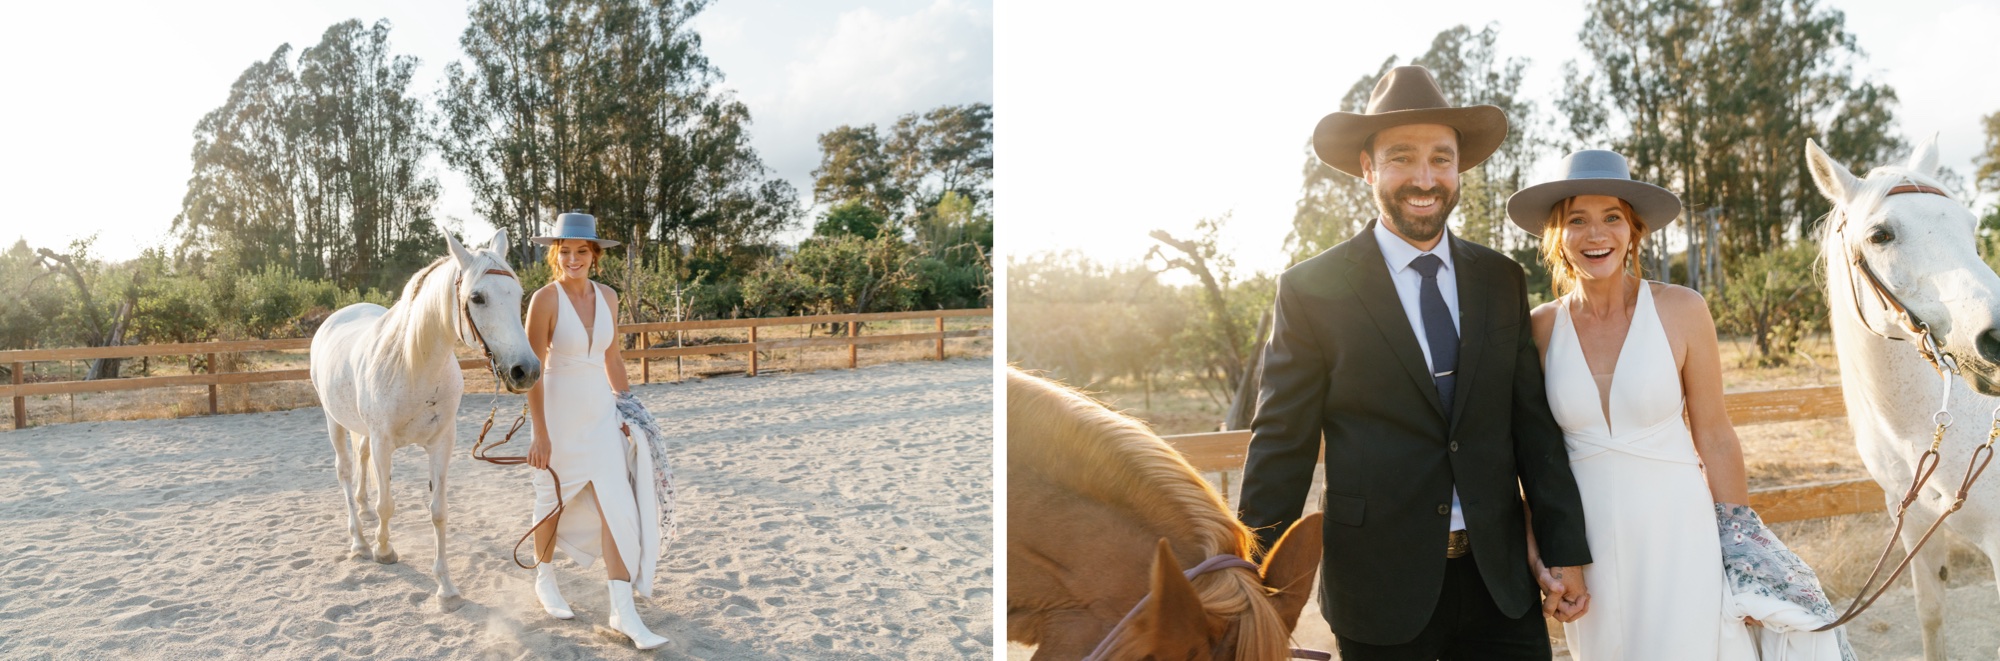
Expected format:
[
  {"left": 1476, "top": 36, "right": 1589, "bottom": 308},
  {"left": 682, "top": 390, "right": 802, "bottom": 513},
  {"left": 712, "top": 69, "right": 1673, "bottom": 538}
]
[
  {"left": 1505, "top": 149, "right": 1681, "bottom": 237},
  {"left": 1313, "top": 65, "right": 1509, "bottom": 178},
  {"left": 530, "top": 211, "right": 621, "bottom": 248}
]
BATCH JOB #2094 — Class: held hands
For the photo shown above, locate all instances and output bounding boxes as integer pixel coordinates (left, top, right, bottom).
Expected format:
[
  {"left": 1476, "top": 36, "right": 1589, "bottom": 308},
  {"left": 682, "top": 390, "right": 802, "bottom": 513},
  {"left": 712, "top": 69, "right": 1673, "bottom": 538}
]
[{"left": 1540, "top": 564, "right": 1591, "bottom": 622}]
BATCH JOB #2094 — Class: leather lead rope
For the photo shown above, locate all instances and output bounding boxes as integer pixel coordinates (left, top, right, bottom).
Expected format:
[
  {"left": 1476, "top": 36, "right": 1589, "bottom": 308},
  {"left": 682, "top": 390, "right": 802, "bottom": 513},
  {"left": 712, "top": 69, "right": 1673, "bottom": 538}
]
[
  {"left": 470, "top": 398, "right": 564, "bottom": 570},
  {"left": 448, "top": 264, "right": 560, "bottom": 570}
]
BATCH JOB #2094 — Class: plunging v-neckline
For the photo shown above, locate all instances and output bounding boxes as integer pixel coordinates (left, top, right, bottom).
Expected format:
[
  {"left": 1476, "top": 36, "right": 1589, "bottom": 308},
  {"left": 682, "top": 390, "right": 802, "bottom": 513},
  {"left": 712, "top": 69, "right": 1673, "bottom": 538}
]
[
  {"left": 559, "top": 282, "right": 599, "bottom": 349},
  {"left": 1562, "top": 283, "right": 1650, "bottom": 436}
]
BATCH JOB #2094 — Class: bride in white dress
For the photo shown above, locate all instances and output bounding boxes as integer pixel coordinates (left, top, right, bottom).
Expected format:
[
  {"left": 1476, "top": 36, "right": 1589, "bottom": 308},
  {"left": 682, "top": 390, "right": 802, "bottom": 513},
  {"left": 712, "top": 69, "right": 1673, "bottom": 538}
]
[
  {"left": 1509, "top": 150, "right": 1848, "bottom": 660},
  {"left": 523, "top": 212, "right": 667, "bottom": 650}
]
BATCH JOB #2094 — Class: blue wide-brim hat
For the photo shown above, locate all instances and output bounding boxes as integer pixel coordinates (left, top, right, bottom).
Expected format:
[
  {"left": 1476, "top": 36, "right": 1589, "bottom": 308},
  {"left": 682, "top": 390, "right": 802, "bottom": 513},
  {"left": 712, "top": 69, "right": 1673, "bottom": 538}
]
[
  {"left": 1506, "top": 150, "right": 1682, "bottom": 237},
  {"left": 530, "top": 211, "right": 620, "bottom": 248}
]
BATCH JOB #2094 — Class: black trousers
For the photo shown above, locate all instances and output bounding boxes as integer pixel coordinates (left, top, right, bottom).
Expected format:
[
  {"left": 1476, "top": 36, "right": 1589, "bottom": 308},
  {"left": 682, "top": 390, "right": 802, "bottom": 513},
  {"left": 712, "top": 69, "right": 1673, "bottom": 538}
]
[{"left": 1333, "top": 555, "right": 1551, "bottom": 661}]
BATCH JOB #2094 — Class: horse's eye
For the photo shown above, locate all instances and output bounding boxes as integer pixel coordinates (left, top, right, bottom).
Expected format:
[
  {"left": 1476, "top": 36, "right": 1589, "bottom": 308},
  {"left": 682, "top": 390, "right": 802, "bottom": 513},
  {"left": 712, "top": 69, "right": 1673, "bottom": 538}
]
[
  {"left": 471, "top": 293, "right": 486, "bottom": 305},
  {"left": 1867, "top": 227, "right": 1894, "bottom": 245}
]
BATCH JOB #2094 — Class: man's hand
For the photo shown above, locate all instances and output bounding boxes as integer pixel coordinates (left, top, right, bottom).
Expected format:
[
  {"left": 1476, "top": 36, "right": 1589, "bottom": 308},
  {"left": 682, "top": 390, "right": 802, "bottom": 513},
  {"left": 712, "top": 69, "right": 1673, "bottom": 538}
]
[
  {"left": 1532, "top": 556, "right": 1566, "bottom": 619},
  {"left": 1548, "top": 565, "right": 1590, "bottom": 622}
]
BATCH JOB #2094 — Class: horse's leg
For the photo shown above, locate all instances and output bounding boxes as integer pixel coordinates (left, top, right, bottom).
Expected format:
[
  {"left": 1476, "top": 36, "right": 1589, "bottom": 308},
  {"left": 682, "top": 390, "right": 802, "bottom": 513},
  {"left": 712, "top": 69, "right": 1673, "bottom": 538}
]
[
  {"left": 370, "top": 437, "right": 399, "bottom": 564},
  {"left": 1897, "top": 498, "right": 1951, "bottom": 661},
  {"left": 425, "top": 435, "right": 461, "bottom": 610},
  {"left": 327, "top": 420, "right": 367, "bottom": 558}
]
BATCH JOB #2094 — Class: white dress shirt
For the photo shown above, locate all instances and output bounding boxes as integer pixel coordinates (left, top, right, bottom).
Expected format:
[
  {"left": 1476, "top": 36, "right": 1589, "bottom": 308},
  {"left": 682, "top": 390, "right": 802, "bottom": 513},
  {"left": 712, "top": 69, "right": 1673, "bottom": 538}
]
[{"left": 1371, "top": 220, "right": 1466, "bottom": 532}]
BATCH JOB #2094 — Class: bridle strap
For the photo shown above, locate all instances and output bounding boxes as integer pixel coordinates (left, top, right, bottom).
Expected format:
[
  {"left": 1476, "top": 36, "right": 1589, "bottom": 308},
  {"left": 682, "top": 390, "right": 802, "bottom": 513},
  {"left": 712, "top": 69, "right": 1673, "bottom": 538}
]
[
  {"left": 457, "top": 267, "right": 519, "bottom": 359},
  {"left": 1840, "top": 183, "right": 1954, "bottom": 372},
  {"left": 1081, "top": 554, "right": 1330, "bottom": 661}
]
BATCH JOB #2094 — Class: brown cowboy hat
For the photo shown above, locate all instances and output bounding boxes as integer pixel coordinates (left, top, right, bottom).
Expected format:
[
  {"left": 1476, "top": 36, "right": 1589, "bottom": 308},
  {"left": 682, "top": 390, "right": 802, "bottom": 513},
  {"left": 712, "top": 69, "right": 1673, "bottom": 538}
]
[{"left": 1312, "top": 65, "right": 1508, "bottom": 178}]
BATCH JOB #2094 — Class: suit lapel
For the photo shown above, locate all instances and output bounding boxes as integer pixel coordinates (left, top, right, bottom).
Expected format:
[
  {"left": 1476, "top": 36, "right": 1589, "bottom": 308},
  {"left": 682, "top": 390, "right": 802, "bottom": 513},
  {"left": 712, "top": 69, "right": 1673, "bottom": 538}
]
[
  {"left": 1446, "top": 235, "right": 1486, "bottom": 435},
  {"left": 1347, "top": 221, "right": 1446, "bottom": 419}
]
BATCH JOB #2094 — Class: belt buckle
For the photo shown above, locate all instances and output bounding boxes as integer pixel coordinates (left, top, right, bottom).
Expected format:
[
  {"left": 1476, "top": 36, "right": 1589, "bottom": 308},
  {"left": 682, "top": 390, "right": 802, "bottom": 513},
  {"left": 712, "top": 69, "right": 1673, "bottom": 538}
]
[{"left": 1445, "top": 530, "right": 1470, "bottom": 558}]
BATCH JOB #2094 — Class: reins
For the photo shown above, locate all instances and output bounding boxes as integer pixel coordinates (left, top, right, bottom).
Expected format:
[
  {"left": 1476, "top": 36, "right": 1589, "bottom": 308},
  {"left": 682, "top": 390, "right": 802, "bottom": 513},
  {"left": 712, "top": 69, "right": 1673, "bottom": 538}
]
[
  {"left": 438, "top": 263, "right": 568, "bottom": 570},
  {"left": 1818, "top": 182, "right": 1998, "bottom": 631}
]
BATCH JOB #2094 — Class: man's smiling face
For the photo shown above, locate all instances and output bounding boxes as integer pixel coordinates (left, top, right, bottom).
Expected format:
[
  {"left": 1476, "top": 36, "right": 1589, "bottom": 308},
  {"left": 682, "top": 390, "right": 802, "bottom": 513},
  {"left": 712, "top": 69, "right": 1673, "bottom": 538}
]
[{"left": 1360, "top": 123, "right": 1461, "bottom": 246}]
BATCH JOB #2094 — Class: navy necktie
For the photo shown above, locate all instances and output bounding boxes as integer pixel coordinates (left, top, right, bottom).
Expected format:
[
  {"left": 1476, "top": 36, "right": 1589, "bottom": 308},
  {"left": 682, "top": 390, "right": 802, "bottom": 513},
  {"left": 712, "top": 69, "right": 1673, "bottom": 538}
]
[{"left": 1410, "top": 254, "right": 1458, "bottom": 417}]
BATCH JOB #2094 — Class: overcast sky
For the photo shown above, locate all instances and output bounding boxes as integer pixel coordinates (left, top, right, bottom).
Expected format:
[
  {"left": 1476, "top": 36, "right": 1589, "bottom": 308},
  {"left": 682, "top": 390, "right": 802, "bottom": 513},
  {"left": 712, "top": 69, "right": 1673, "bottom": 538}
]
[
  {"left": 996, "top": 0, "right": 2000, "bottom": 276},
  {"left": 0, "top": 0, "right": 992, "bottom": 262}
]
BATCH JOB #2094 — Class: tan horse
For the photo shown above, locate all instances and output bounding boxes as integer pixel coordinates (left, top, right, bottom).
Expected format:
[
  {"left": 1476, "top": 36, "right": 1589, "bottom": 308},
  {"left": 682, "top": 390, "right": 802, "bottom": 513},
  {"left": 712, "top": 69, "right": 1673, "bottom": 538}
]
[{"left": 1008, "top": 368, "right": 1325, "bottom": 660}]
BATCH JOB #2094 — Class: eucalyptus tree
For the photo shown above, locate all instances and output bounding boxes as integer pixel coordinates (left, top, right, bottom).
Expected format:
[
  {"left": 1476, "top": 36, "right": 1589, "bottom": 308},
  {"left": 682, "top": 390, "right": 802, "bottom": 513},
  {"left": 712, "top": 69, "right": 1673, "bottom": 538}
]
[
  {"left": 811, "top": 103, "right": 994, "bottom": 226},
  {"left": 439, "top": 0, "right": 796, "bottom": 270},
  {"left": 1564, "top": 0, "right": 1904, "bottom": 258},
  {"left": 172, "top": 19, "right": 440, "bottom": 291},
  {"left": 173, "top": 46, "right": 303, "bottom": 278}
]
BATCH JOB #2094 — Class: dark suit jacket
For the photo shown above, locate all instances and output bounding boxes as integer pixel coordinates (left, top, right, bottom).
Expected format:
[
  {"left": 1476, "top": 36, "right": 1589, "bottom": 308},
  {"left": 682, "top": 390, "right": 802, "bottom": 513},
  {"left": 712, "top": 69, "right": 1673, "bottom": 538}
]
[{"left": 1238, "top": 222, "right": 1591, "bottom": 646}]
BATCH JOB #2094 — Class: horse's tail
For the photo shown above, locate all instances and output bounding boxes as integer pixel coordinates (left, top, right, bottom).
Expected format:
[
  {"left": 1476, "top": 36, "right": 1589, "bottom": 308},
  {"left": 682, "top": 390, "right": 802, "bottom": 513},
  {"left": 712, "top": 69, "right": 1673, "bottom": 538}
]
[{"left": 1191, "top": 566, "right": 1291, "bottom": 661}]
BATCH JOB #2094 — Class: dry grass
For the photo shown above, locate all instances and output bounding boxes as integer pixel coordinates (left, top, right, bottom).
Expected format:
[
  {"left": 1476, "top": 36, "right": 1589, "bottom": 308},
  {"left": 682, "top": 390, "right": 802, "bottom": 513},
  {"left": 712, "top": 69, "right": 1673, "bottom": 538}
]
[{"left": 1, "top": 317, "right": 989, "bottom": 430}]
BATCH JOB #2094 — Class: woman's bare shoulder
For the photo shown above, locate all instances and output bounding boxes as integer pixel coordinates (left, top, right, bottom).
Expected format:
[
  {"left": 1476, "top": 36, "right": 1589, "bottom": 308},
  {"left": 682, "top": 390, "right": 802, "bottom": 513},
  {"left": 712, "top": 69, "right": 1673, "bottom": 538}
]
[{"left": 1650, "top": 282, "right": 1712, "bottom": 322}]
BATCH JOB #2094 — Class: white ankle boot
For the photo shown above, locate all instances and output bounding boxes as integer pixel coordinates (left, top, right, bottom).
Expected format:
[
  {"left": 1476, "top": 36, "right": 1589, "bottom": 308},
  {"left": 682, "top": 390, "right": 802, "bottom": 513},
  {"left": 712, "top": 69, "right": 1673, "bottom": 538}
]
[
  {"left": 607, "top": 579, "right": 668, "bottom": 650},
  {"left": 534, "top": 563, "right": 573, "bottom": 619}
]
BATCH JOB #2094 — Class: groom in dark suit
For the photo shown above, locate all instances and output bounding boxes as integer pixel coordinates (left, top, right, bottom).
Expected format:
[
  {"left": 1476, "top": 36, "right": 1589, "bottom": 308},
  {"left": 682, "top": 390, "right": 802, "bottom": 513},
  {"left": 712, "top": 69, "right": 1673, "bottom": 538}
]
[{"left": 1239, "top": 65, "right": 1593, "bottom": 659}]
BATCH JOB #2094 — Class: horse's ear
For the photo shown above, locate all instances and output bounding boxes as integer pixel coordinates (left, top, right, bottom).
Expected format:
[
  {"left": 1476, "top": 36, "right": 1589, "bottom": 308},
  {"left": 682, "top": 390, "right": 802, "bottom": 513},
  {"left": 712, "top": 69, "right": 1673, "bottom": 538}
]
[
  {"left": 1806, "top": 139, "right": 1858, "bottom": 204},
  {"left": 1127, "top": 539, "right": 1212, "bottom": 656},
  {"left": 487, "top": 228, "right": 511, "bottom": 260},
  {"left": 444, "top": 231, "right": 475, "bottom": 268},
  {"left": 1908, "top": 133, "right": 1941, "bottom": 177},
  {"left": 1260, "top": 512, "right": 1323, "bottom": 632}
]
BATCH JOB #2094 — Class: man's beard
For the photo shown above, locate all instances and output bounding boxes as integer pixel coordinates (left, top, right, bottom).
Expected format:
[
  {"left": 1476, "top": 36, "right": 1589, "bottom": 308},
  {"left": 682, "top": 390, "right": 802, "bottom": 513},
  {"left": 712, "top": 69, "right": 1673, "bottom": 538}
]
[{"left": 1375, "top": 183, "right": 1459, "bottom": 243}]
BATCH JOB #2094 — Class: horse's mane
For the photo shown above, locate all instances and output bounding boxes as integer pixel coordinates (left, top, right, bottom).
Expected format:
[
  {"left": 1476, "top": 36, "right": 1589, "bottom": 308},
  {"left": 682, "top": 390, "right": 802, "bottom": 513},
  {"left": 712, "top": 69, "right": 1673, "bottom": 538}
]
[
  {"left": 1007, "top": 367, "right": 1290, "bottom": 659},
  {"left": 399, "top": 256, "right": 454, "bottom": 307}
]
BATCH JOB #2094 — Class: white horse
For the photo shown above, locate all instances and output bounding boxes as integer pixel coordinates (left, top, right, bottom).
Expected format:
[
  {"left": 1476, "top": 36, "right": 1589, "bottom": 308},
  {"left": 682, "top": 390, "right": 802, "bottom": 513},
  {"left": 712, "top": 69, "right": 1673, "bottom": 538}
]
[
  {"left": 309, "top": 229, "right": 541, "bottom": 611},
  {"left": 1809, "top": 136, "right": 2000, "bottom": 660}
]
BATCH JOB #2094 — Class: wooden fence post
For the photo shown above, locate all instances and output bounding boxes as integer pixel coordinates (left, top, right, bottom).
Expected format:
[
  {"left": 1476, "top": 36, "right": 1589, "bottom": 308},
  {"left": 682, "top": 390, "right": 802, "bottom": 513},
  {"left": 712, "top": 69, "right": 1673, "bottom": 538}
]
[
  {"left": 207, "top": 353, "right": 218, "bottom": 415},
  {"left": 12, "top": 361, "right": 23, "bottom": 430},
  {"left": 848, "top": 322, "right": 859, "bottom": 369},
  {"left": 641, "top": 332, "right": 651, "bottom": 384},
  {"left": 936, "top": 316, "right": 945, "bottom": 360},
  {"left": 748, "top": 326, "right": 758, "bottom": 377}
]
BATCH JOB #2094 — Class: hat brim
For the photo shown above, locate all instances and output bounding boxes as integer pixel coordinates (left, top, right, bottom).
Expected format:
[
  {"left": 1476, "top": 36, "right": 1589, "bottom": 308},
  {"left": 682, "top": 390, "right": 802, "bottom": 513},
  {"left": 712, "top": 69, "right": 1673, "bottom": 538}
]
[
  {"left": 530, "top": 236, "right": 621, "bottom": 249},
  {"left": 1504, "top": 178, "right": 1682, "bottom": 237},
  {"left": 1312, "top": 105, "right": 1509, "bottom": 178}
]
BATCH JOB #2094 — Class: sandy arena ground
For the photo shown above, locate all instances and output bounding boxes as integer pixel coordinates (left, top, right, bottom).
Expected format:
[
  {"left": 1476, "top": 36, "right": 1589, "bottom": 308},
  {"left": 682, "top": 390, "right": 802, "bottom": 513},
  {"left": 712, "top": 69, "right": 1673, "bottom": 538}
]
[{"left": 0, "top": 359, "right": 993, "bottom": 660}]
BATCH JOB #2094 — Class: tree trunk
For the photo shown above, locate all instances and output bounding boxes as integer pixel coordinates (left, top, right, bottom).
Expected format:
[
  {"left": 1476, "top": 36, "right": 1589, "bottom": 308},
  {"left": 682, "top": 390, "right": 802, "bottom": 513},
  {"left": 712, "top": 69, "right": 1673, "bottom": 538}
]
[
  {"left": 1222, "top": 306, "right": 1273, "bottom": 431},
  {"left": 1148, "top": 230, "right": 1247, "bottom": 390},
  {"left": 87, "top": 299, "right": 135, "bottom": 381}
]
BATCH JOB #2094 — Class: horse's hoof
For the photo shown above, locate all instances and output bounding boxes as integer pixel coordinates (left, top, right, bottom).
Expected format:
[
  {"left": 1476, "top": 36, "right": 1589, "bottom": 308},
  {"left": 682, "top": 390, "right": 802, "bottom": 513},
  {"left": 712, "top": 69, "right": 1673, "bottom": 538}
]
[
  {"left": 435, "top": 592, "right": 464, "bottom": 613},
  {"left": 374, "top": 549, "right": 399, "bottom": 564}
]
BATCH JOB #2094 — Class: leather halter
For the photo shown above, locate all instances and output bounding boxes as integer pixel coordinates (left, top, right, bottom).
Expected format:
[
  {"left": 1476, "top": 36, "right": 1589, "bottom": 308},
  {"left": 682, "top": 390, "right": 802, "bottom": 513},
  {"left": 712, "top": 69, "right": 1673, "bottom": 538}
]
[
  {"left": 1838, "top": 183, "right": 1956, "bottom": 374},
  {"left": 456, "top": 267, "right": 519, "bottom": 365}
]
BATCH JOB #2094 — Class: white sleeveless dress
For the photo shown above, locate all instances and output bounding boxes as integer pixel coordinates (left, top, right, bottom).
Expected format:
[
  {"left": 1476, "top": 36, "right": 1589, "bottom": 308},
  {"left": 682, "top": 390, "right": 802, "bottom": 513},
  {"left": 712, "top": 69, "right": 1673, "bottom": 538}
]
[
  {"left": 1546, "top": 283, "right": 1756, "bottom": 660},
  {"left": 534, "top": 282, "right": 659, "bottom": 594}
]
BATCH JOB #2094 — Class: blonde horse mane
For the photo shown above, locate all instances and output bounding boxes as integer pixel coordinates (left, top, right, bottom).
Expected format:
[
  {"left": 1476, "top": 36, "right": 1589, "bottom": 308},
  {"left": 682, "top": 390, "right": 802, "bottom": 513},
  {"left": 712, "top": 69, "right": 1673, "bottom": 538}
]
[{"left": 1008, "top": 368, "right": 1292, "bottom": 659}]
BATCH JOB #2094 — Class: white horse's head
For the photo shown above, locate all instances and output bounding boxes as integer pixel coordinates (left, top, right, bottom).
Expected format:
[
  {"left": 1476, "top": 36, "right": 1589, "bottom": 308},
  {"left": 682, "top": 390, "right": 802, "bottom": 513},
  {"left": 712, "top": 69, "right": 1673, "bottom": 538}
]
[
  {"left": 1809, "top": 136, "right": 2000, "bottom": 395},
  {"left": 446, "top": 229, "right": 541, "bottom": 393}
]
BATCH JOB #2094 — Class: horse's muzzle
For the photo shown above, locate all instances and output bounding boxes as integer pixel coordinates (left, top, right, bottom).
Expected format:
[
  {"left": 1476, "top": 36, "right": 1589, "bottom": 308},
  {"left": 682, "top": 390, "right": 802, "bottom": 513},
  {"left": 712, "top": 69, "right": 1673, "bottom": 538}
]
[{"left": 503, "top": 362, "right": 542, "bottom": 393}]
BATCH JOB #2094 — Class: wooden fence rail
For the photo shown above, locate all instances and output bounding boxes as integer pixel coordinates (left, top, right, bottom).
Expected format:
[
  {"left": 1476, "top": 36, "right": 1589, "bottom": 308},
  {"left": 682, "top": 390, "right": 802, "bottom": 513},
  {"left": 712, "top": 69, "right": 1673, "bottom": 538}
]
[
  {"left": 1162, "top": 384, "right": 1887, "bottom": 524},
  {"left": 3, "top": 308, "right": 992, "bottom": 430}
]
